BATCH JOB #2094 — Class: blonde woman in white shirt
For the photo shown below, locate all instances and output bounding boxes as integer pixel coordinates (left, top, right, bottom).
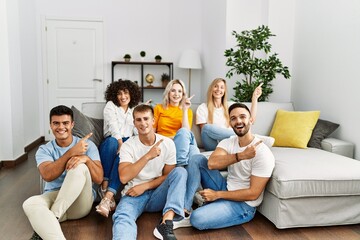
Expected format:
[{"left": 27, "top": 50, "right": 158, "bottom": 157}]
[
  {"left": 96, "top": 79, "right": 142, "bottom": 217},
  {"left": 196, "top": 78, "right": 262, "bottom": 151}
]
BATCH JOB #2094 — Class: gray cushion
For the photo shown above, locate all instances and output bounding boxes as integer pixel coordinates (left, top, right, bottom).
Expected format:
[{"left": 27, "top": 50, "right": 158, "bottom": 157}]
[
  {"left": 308, "top": 119, "right": 339, "bottom": 149},
  {"left": 71, "top": 106, "right": 104, "bottom": 147}
]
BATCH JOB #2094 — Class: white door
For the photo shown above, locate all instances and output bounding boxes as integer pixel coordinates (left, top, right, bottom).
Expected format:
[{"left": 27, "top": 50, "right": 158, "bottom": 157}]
[{"left": 44, "top": 18, "right": 104, "bottom": 139}]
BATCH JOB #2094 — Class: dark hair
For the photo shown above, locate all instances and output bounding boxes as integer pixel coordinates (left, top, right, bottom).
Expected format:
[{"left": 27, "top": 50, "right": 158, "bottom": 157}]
[
  {"left": 49, "top": 105, "right": 73, "bottom": 122},
  {"left": 133, "top": 104, "right": 154, "bottom": 118},
  {"left": 104, "top": 79, "right": 142, "bottom": 108},
  {"left": 228, "top": 103, "right": 251, "bottom": 116}
]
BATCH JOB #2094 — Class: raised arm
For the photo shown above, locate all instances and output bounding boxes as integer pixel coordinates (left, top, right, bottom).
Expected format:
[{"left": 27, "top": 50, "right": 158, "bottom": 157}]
[
  {"left": 250, "top": 83, "right": 263, "bottom": 124},
  {"left": 181, "top": 95, "right": 194, "bottom": 130}
]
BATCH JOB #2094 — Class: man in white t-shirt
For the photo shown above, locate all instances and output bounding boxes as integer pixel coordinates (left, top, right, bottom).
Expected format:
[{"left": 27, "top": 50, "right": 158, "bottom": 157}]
[
  {"left": 174, "top": 102, "right": 275, "bottom": 230},
  {"left": 112, "top": 104, "right": 187, "bottom": 240}
]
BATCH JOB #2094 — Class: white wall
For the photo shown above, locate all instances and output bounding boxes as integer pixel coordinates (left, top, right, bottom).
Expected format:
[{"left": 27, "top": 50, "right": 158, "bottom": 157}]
[
  {"left": 201, "top": 0, "right": 227, "bottom": 101},
  {"left": 0, "top": 0, "right": 26, "bottom": 161},
  {"left": 292, "top": 0, "right": 360, "bottom": 159}
]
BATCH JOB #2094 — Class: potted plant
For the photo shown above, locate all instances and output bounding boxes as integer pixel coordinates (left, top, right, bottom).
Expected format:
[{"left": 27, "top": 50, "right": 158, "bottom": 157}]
[
  {"left": 155, "top": 55, "right": 162, "bottom": 63},
  {"left": 140, "top": 51, "right": 146, "bottom": 61},
  {"left": 224, "top": 25, "right": 291, "bottom": 102},
  {"left": 161, "top": 73, "right": 170, "bottom": 87},
  {"left": 123, "top": 54, "right": 131, "bottom": 62}
]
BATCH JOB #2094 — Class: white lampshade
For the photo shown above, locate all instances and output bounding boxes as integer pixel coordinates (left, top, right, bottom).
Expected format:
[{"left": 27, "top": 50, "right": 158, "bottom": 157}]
[{"left": 178, "top": 49, "right": 202, "bottom": 69}]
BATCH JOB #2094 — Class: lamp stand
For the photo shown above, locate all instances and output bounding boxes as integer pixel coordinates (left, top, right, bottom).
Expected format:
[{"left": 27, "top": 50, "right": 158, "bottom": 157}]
[{"left": 188, "top": 68, "right": 192, "bottom": 96}]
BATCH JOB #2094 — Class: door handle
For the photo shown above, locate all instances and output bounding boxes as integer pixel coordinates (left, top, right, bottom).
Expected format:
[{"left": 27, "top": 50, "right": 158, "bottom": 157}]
[{"left": 93, "top": 78, "right": 102, "bottom": 82}]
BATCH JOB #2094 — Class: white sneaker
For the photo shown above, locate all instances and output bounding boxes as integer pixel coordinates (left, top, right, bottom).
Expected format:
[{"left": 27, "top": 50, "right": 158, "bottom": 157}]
[
  {"left": 173, "top": 215, "right": 191, "bottom": 230},
  {"left": 193, "top": 191, "right": 205, "bottom": 207}
]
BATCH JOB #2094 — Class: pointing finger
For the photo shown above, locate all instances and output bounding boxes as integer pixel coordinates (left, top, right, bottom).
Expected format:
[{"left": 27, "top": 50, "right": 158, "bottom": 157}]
[
  {"left": 155, "top": 139, "right": 164, "bottom": 146},
  {"left": 188, "top": 95, "right": 195, "bottom": 100},
  {"left": 82, "top": 132, "right": 93, "bottom": 141},
  {"left": 253, "top": 140, "right": 263, "bottom": 147},
  {"left": 258, "top": 83, "right": 264, "bottom": 88}
]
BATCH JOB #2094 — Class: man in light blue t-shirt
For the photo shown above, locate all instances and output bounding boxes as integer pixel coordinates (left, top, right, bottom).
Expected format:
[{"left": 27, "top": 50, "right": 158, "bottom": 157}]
[{"left": 23, "top": 105, "right": 103, "bottom": 240}]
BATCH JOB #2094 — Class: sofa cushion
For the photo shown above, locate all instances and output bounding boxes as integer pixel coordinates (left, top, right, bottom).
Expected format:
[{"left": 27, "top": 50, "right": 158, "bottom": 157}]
[
  {"left": 308, "top": 119, "right": 339, "bottom": 149},
  {"left": 71, "top": 106, "right": 104, "bottom": 147},
  {"left": 267, "top": 147, "right": 360, "bottom": 199},
  {"left": 270, "top": 110, "right": 320, "bottom": 149}
]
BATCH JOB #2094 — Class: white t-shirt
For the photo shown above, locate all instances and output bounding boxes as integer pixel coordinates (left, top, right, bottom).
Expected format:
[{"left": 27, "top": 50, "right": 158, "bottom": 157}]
[
  {"left": 196, "top": 102, "right": 234, "bottom": 129},
  {"left": 103, "top": 101, "right": 137, "bottom": 140},
  {"left": 217, "top": 135, "right": 275, "bottom": 207},
  {"left": 119, "top": 134, "right": 176, "bottom": 196}
]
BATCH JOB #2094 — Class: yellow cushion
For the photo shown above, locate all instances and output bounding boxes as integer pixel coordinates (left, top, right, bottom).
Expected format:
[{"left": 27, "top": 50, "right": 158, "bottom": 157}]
[{"left": 270, "top": 110, "right": 320, "bottom": 149}]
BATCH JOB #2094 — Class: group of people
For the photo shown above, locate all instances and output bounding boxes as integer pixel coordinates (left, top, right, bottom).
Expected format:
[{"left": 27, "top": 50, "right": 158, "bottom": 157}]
[{"left": 23, "top": 77, "right": 275, "bottom": 240}]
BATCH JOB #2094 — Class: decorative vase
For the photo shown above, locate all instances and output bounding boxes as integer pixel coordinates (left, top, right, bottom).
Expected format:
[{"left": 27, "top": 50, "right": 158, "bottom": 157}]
[{"left": 162, "top": 80, "right": 169, "bottom": 87}]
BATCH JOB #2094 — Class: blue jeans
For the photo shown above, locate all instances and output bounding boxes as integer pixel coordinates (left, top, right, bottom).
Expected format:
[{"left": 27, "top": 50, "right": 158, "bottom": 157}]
[
  {"left": 185, "top": 154, "right": 256, "bottom": 230},
  {"left": 112, "top": 167, "right": 187, "bottom": 240},
  {"left": 99, "top": 136, "right": 129, "bottom": 195},
  {"left": 201, "top": 124, "right": 234, "bottom": 151},
  {"left": 173, "top": 128, "right": 200, "bottom": 166}
]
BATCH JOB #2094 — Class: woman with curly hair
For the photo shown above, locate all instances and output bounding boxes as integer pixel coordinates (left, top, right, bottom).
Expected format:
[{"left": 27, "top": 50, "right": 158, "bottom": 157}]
[
  {"left": 96, "top": 79, "right": 142, "bottom": 217},
  {"left": 153, "top": 79, "right": 199, "bottom": 166}
]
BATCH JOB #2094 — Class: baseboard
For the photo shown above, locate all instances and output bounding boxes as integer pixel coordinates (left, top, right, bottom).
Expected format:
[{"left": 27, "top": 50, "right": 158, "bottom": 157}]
[
  {"left": 25, "top": 136, "right": 45, "bottom": 152},
  {"left": 1, "top": 136, "right": 44, "bottom": 169},
  {"left": 2, "top": 152, "right": 28, "bottom": 168}
]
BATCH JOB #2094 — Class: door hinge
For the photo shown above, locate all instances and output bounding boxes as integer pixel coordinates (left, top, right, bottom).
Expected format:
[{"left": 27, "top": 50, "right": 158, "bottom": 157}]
[
  {"left": 47, "top": 79, "right": 49, "bottom": 84},
  {"left": 45, "top": 26, "right": 47, "bottom": 31}
]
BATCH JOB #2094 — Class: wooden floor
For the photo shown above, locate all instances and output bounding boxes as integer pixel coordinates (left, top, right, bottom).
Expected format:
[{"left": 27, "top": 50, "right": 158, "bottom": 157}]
[{"left": 1, "top": 145, "right": 360, "bottom": 240}]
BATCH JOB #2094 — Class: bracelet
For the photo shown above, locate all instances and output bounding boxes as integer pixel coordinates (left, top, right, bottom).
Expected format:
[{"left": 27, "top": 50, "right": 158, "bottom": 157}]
[{"left": 235, "top": 152, "right": 239, "bottom": 162}]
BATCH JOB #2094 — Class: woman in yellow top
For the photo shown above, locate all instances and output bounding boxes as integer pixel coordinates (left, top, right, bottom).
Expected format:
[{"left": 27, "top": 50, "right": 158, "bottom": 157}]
[{"left": 153, "top": 79, "right": 199, "bottom": 166}]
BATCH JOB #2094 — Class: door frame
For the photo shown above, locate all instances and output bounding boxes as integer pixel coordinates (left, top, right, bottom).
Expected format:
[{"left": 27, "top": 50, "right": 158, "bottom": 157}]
[{"left": 41, "top": 16, "right": 105, "bottom": 140}]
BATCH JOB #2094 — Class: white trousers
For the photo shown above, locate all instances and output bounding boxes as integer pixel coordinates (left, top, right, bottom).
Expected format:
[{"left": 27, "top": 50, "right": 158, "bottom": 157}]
[{"left": 23, "top": 164, "right": 94, "bottom": 240}]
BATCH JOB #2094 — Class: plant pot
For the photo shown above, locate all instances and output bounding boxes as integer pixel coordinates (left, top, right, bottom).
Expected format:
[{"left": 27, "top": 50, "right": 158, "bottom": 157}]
[
  {"left": 162, "top": 80, "right": 170, "bottom": 87},
  {"left": 124, "top": 58, "right": 131, "bottom": 62},
  {"left": 155, "top": 59, "right": 161, "bottom": 63}
]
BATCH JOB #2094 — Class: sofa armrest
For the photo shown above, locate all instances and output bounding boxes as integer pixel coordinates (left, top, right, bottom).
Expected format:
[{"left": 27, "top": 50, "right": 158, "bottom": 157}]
[{"left": 321, "top": 137, "right": 354, "bottom": 158}]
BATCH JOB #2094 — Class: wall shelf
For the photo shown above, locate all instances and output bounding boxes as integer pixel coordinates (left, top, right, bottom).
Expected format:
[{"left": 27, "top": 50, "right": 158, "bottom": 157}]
[{"left": 111, "top": 61, "right": 173, "bottom": 101}]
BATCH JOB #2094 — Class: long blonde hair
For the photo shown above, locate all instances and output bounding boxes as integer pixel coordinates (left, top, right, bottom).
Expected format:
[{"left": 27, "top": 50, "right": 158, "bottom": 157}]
[
  {"left": 162, "top": 79, "right": 187, "bottom": 109},
  {"left": 207, "top": 78, "right": 229, "bottom": 127}
]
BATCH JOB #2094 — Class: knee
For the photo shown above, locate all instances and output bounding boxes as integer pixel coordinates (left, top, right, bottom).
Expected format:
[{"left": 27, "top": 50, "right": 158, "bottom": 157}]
[
  {"left": 176, "top": 127, "right": 191, "bottom": 138},
  {"left": 100, "top": 137, "right": 119, "bottom": 151},
  {"left": 170, "top": 167, "right": 187, "bottom": 180},
  {"left": 22, "top": 195, "right": 41, "bottom": 214},
  {"left": 67, "top": 163, "right": 90, "bottom": 177},
  {"left": 190, "top": 154, "right": 208, "bottom": 167},
  {"left": 190, "top": 210, "right": 205, "bottom": 230}
]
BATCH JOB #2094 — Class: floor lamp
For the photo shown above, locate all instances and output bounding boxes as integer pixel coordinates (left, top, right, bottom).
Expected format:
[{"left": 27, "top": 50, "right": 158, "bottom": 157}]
[{"left": 178, "top": 49, "right": 202, "bottom": 96}]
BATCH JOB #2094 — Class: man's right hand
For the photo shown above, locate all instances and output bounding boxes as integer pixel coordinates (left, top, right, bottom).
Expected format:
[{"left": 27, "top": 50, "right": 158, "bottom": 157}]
[
  {"left": 146, "top": 139, "right": 163, "bottom": 160},
  {"left": 71, "top": 133, "right": 92, "bottom": 156}
]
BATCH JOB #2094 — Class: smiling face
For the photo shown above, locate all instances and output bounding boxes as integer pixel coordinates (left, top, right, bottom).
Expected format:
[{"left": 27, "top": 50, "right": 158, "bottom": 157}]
[
  {"left": 133, "top": 109, "right": 155, "bottom": 136},
  {"left": 117, "top": 89, "right": 131, "bottom": 109},
  {"left": 50, "top": 114, "right": 74, "bottom": 143},
  {"left": 229, "top": 107, "right": 252, "bottom": 137},
  {"left": 212, "top": 80, "right": 226, "bottom": 100},
  {"left": 168, "top": 83, "right": 183, "bottom": 106}
]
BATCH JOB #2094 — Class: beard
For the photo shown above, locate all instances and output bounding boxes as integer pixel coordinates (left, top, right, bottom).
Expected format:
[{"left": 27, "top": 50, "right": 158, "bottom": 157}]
[{"left": 232, "top": 123, "right": 251, "bottom": 137}]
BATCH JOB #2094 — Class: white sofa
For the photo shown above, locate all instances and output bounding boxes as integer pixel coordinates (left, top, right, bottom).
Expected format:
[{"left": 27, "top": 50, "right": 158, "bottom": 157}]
[{"left": 80, "top": 101, "right": 360, "bottom": 229}]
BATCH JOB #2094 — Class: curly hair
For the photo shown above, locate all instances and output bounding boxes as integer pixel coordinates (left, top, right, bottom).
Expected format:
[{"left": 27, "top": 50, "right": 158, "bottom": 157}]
[{"left": 104, "top": 79, "right": 142, "bottom": 108}]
